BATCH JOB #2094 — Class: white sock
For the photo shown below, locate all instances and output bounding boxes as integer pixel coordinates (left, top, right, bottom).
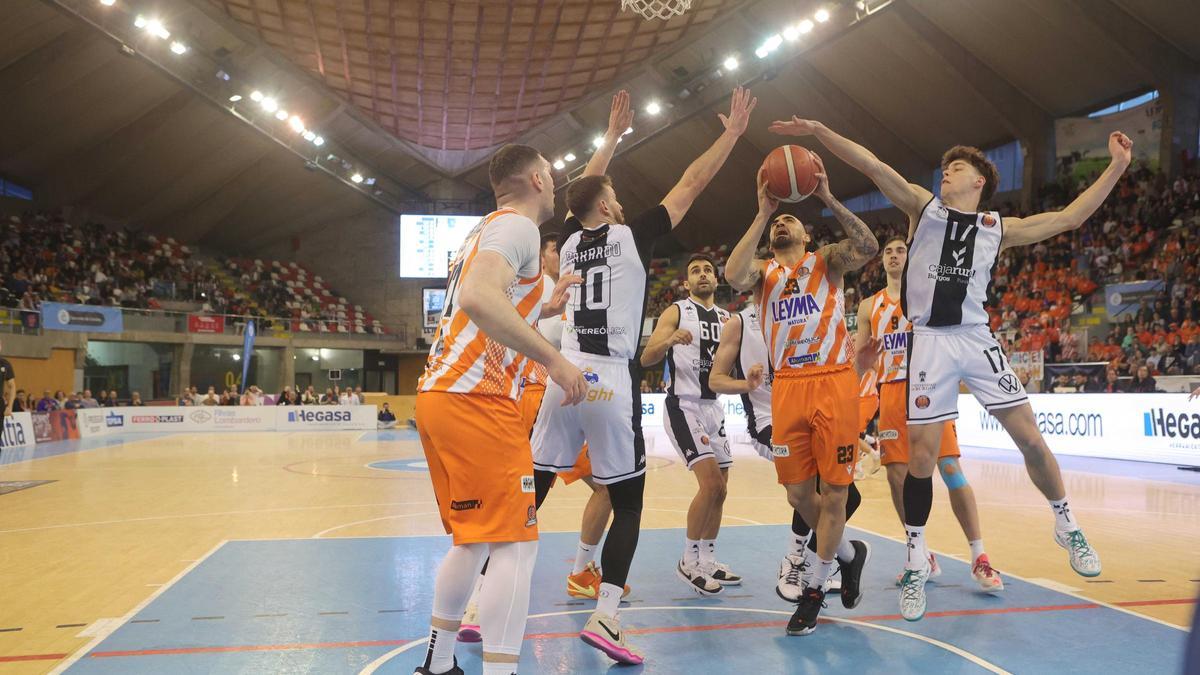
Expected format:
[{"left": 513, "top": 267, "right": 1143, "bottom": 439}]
[
  {"left": 969, "top": 539, "right": 985, "bottom": 561},
  {"left": 835, "top": 537, "right": 855, "bottom": 563},
  {"left": 573, "top": 541, "right": 596, "bottom": 575},
  {"left": 1049, "top": 497, "right": 1076, "bottom": 532},
  {"left": 811, "top": 557, "right": 835, "bottom": 590},
  {"left": 699, "top": 539, "right": 716, "bottom": 565},
  {"left": 482, "top": 662, "right": 516, "bottom": 675},
  {"left": 424, "top": 626, "right": 457, "bottom": 674},
  {"left": 789, "top": 531, "right": 812, "bottom": 556},
  {"left": 597, "top": 582, "right": 623, "bottom": 617},
  {"left": 905, "top": 526, "right": 928, "bottom": 571},
  {"left": 479, "top": 541, "right": 538, "bottom": 666},
  {"left": 683, "top": 538, "right": 700, "bottom": 567}
]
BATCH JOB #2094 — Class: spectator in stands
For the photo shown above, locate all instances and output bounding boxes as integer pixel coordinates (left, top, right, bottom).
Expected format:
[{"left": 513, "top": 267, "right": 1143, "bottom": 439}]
[
  {"left": 80, "top": 389, "right": 99, "bottom": 408},
  {"left": 1187, "top": 335, "right": 1200, "bottom": 370},
  {"left": 378, "top": 402, "right": 396, "bottom": 427},
  {"left": 178, "top": 391, "right": 194, "bottom": 406},
  {"left": 354, "top": 386, "right": 364, "bottom": 403},
  {"left": 202, "top": 386, "right": 219, "bottom": 406},
  {"left": 1101, "top": 369, "right": 1123, "bottom": 393},
  {"left": 301, "top": 385, "right": 318, "bottom": 405},
  {"left": 36, "top": 390, "right": 57, "bottom": 412},
  {"left": 63, "top": 392, "right": 83, "bottom": 410},
  {"left": 276, "top": 388, "right": 296, "bottom": 406},
  {"left": 12, "top": 389, "right": 28, "bottom": 413},
  {"left": 1128, "top": 365, "right": 1158, "bottom": 393},
  {"left": 320, "top": 388, "right": 336, "bottom": 405},
  {"left": 130, "top": 391, "right": 144, "bottom": 406},
  {"left": 189, "top": 386, "right": 203, "bottom": 406},
  {"left": 338, "top": 388, "right": 354, "bottom": 406},
  {"left": 103, "top": 391, "right": 119, "bottom": 407},
  {"left": 1051, "top": 375, "right": 1076, "bottom": 393},
  {"left": 54, "top": 390, "right": 67, "bottom": 408},
  {"left": 219, "top": 388, "right": 237, "bottom": 406}
]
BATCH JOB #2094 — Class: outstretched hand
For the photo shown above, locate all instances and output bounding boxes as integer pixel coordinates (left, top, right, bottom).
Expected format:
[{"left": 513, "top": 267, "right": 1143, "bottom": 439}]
[
  {"left": 811, "top": 154, "right": 833, "bottom": 203},
  {"left": 545, "top": 274, "right": 582, "bottom": 317},
  {"left": 768, "top": 116, "right": 821, "bottom": 137},
  {"left": 756, "top": 169, "right": 780, "bottom": 216},
  {"left": 719, "top": 86, "right": 758, "bottom": 137},
  {"left": 855, "top": 336, "right": 884, "bottom": 376},
  {"left": 605, "top": 90, "right": 634, "bottom": 141}
]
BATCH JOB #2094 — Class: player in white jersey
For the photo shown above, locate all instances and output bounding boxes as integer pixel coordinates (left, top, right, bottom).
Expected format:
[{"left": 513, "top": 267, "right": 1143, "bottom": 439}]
[
  {"left": 773, "top": 116, "right": 1132, "bottom": 621},
  {"left": 641, "top": 254, "right": 738, "bottom": 595},
  {"left": 532, "top": 87, "right": 758, "bottom": 665},
  {"left": 855, "top": 238, "right": 1003, "bottom": 592}
]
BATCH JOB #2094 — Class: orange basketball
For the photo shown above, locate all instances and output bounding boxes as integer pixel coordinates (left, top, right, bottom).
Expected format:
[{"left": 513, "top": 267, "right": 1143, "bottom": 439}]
[{"left": 762, "top": 145, "right": 820, "bottom": 203}]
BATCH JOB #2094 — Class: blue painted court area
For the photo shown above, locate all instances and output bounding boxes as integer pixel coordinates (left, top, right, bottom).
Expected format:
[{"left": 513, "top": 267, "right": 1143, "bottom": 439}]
[{"left": 63, "top": 526, "right": 1184, "bottom": 674}]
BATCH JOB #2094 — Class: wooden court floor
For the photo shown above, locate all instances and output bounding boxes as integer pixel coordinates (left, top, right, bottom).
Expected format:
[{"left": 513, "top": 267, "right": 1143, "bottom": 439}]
[{"left": 0, "top": 429, "right": 1197, "bottom": 672}]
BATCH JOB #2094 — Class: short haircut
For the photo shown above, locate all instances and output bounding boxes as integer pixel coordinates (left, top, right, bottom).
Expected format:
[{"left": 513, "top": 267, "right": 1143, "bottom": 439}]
[
  {"left": 540, "top": 231, "right": 558, "bottom": 253},
  {"left": 882, "top": 237, "right": 907, "bottom": 250},
  {"left": 686, "top": 253, "right": 717, "bottom": 273},
  {"left": 941, "top": 145, "right": 1000, "bottom": 203},
  {"left": 566, "top": 175, "right": 612, "bottom": 219},
  {"left": 488, "top": 144, "right": 543, "bottom": 191}
]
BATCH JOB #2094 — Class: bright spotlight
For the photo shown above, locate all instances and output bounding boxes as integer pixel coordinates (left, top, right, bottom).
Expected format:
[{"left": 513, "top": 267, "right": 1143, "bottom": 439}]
[
  {"left": 302, "top": 130, "right": 316, "bottom": 141},
  {"left": 232, "top": 353, "right": 241, "bottom": 361},
  {"left": 145, "top": 19, "right": 169, "bottom": 39},
  {"left": 350, "top": 173, "right": 364, "bottom": 183},
  {"left": 552, "top": 159, "right": 566, "bottom": 170},
  {"left": 134, "top": 15, "right": 147, "bottom": 28},
  {"left": 800, "top": 19, "right": 814, "bottom": 33},
  {"left": 783, "top": 25, "right": 800, "bottom": 41},
  {"left": 592, "top": 135, "right": 605, "bottom": 148},
  {"left": 288, "top": 115, "right": 304, "bottom": 132},
  {"left": 645, "top": 101, "right": 662, "bottom": 115},
  {"left": 261, "top": 97, "right": 278, "bottom": 113},
  {"left": 723, "top": 55, "right": 739, "bottom": 71},
  {"left": 815, "top": 8, "right": 831, "bottom": 22},
  {"left": 249, "top": 90, "right": 263, "bottom": 102},
  {"left": 169, "top": 41, "right": 187, "bottom": 55},
  {"left": 228, "top": 94, "right": 242, "bottom": 102},
  {"left": 755, "top": 46, "right": 769, "bottom": 59},
  {"left": 99, "top": 0, "right": 116, "bottom": 6},
  {"left": 624, "top": 126, "right": 633, "bottom": 135},
  {"left": 274, "top": 109, "right": 288, "bottom": 121},
  {"left": 764, "top": 34, "right": 783, "bottom": 52},
  {"left": 313, "top": 136, "right": 325, "bottom": 146},
  {"left": 311, "top": 355, "right": 319, "bottom": 361},
  {"left": 564, "top": 152, "right": 576, "bottom": 162}
]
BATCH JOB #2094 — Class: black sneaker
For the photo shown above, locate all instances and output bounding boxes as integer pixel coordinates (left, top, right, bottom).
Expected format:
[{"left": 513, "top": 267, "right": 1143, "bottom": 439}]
[
  {"left": 837, "top": 540, "right": 871, "bottom": 609},
  {"left": 785, "top": 587, "right": 826, "bottom": 636},
  {"left": 414, "top": 658, "right": 464, "bottom": 675}
]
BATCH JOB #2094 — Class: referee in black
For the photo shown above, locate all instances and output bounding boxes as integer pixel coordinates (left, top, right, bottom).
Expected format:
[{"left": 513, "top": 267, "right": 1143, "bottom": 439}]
[{"left": 0, "top": 340, "right": 13, "bottom": 419}]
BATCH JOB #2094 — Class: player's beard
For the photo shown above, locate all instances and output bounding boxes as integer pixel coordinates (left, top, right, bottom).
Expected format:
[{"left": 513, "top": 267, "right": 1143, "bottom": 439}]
[{"left": 690, "top": 285, "right": 714, "bottom": 302}]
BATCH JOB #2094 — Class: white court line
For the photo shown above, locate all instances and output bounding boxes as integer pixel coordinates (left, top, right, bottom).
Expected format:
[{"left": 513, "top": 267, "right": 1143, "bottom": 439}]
[
  {"left": 49, "top": 540, "right": 229, "bottom": 674},
  {"left": 0, "top": 500, "right": 438, "bottom": 535},
  {"left": 357, "top": 605, "right": 1009, "bottom": 675},
  {"left": 842, "top": 522, "right": 1190, "bottom": 632},
  {"left": 312, "top": 513, "right": 440, "bottom": 539}
]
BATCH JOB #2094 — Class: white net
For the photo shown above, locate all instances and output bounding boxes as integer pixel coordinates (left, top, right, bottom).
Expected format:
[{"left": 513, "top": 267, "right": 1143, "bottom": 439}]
[{"left": 621, "top": 0, "right": 692, "bottom": 20}]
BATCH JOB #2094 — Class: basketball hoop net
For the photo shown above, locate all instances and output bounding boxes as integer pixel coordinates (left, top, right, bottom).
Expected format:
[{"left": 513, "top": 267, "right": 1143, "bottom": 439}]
[{"left": 621, "top": 0, "right": 692, "bottom": 20}]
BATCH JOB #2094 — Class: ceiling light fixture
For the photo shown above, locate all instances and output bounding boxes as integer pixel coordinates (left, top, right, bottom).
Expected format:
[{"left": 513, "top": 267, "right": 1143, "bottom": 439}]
[
  {"left": 228, "top": 94, "right": 242, "bottom": 102},
  {"left": 815, "top": 8, "right": 831, "bottom": 22},
  {"left": 723, "top": 56, "right": 739, "bottom": 71},
  {"left": 645, "top": 101, "right": 662, "bottom": 115},
  {"left": 350, "top": 173, "right": 364, "bottom": 183},
  {"left": 169, "top": 41, "right": 187, "bottom": 55},
  {"left": 564, "top": 152, "right": 576, "bottom": 162}
]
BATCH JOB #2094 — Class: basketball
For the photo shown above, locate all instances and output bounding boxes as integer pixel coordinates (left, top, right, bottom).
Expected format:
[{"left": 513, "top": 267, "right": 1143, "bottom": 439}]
[{"left": 762, "top": 145, "right": 821, "bottom": 202}]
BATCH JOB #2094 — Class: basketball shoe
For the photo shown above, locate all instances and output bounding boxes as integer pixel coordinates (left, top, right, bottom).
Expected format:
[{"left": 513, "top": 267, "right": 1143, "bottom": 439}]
[
  {"left": 1055, "top": 528, "right": 1101, "bottom": 577},
  {"left": 456, "top": 604, "right": 480, "bottom": 643},
  {"left": 898, "top": 562, "right": 931, "bottom": 621},
  {"left": 580, "top": 611, "right": 644, "bottom": 665},
  {"left": 972, "top": 554, "right": 1004, "bottom": 592},
  {"left": 566, "top": 562, "right": 630, "bottom": 599}
]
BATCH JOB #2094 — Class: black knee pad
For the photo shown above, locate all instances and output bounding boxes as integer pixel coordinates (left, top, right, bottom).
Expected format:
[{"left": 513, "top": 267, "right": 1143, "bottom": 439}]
[
  {"left": 846, "top": 482, "right": 862, "bottom": 519},
  {"left": 534, "top": 469, "right": 557, "bottom": 509},
  {"left": 605, "top": 473, "right": 645, "bottom": 514}
]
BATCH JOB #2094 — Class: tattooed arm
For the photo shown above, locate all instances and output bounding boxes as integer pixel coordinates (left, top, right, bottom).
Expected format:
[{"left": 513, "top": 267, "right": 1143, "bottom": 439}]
[{"left": 812, "top": 156, "right": 878, "bottom": 282}]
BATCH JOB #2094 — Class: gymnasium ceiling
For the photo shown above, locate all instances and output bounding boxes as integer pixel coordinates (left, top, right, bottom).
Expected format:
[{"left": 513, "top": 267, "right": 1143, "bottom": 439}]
[{"left": 0, "top": 0, "right": 1197, "bottom": 253}]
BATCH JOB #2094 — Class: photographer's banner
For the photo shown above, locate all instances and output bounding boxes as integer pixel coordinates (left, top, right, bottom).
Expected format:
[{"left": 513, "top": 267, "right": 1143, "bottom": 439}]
[
  {"left": 0, "top": 413, "right": 35, "bottom": 451},
  {"left": 41, "top": 302, "right": 124, "bottom": 333},
  {"left": 957, "top": 393, "right": 1199, "bottom": 466}
]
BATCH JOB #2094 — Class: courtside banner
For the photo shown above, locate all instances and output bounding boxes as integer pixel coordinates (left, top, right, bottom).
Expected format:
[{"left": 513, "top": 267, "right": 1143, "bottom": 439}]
[
  {"left": 0, "top": 413, "right": 35, "bottom": 451},
  {"left": 211, "top": 406, "right": 276, "bottom": 431},
  {"left": 957, "top": 393, "right": 1200, "bottom": 467},
  {"left": 41, "top": 302, "right": 123, "bottom": 333},
  {"left": 277, "top": 405, "right": 376, "bottom": 431},
  {"left": 637, "top": 394, "right": 748, "bottom": 432}
]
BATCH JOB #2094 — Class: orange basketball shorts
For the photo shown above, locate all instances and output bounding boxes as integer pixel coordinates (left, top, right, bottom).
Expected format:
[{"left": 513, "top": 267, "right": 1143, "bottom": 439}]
[
  {"left": 415, "top": 391, "right": 538, "bottom": 545},
  {"left": 520, "top": 380, "right": 547, "bottom": 434},
  {"left": 878, "top": 381, "right": 960, "bottom": 466},
  {"left": 770, "top": 365, "right": 859, "bottom": 486},
  {"left": 858, "top": 393, "right": 879, "bottom": 433},
  {"left": 558, "top": 445, "right": 592, "bottom": 485}
]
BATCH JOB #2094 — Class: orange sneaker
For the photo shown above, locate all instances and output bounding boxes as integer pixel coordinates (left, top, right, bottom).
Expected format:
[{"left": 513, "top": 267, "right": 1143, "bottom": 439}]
[
  {"left": 567, "top": 562, "right": 631, "bottom": 599},
  {"left": 972, "top": 554, "right": 1004, "bottom": 593}
]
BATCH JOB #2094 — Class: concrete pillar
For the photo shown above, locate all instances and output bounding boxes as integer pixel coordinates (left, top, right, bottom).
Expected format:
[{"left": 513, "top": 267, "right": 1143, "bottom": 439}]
[
  {"left": 1159, "top": 80, "right": 1200, "bottom": 175},
  {"left": 282, "top": 344, "right": 295, "bottom": 393},
  {"left": 177, "top": 342, "right": 193, "bottom": 396},
  {"left": 1020, "top": 123, "right": 1058, "bottom": 212}
]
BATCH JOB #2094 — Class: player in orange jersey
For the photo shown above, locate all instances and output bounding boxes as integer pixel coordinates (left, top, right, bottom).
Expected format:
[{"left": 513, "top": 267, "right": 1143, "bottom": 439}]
[
  {"left": 855, "top": 238, "right": 1002, "bottom": 592},
  {"left": 725, "top": 157, "right": 877, "bottom": 636},
  {"left": 413, "top": 143, "right": 587, "bottom": 675}
]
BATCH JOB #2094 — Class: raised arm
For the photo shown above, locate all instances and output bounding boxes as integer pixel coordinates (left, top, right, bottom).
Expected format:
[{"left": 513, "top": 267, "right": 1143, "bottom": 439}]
[
  {"left": 812, "top": 157, "right": 879, "bottom": 279},
  {"left": 640, "top": 304, "right": 687, "bottom": 367},
  {"left": 709, "top": 314, "right": 765, "bottom": 395},
  {"left": 458, "top": 252, "right": 587, "bottom": 405},
  {"left": 769, "top": 117, "right": 930, "bottom": 221},
  {"left": 725, "top": 173, "right": 776, "bottom": 292},
  {"left": 660, "top": 87, "right": 757, "bottom": 227},
  {"left": 1002, "top": 132, "right": 1132, "bottom": 251},
  {"left": 581, "top": 90, "right": 634, "bottom": 179}
]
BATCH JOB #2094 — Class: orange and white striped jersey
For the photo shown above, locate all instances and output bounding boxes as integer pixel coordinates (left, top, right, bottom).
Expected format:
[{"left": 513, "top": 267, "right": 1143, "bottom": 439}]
[
  {"left": 418, "top": 208, "right": 544, "bottom": 400},
  {"left": 521, "top": 276, "right": 560, "bottom": 389},
  {"left": 759, "top": 251, "right": 851, "bottom": 375},
  {"left": 859, "top": 367, "right": 878, "bottom": 398},
  {"left": 868, "top": 289, "right": 911, "bottom": 383}
]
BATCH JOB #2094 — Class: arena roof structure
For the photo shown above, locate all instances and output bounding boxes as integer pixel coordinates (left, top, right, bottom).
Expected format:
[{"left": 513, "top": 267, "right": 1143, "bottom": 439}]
[{"left": 1, "top": 0, "right": 1197, "bottom": 251}]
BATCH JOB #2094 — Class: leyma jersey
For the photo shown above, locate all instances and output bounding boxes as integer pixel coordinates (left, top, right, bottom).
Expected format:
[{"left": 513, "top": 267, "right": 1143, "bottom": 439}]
[
  {"left": 665, "top": 298, "right": 730, "bottom": 400},
  {"left": 558, "top": 205, "right": 673, "bottom": 360},
  {"left": 902, "top": 197, "right": 1002, "bottom": 328}
]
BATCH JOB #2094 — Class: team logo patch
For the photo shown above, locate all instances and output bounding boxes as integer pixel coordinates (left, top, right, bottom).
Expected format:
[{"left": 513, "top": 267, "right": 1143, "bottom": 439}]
[
  {"left": 771, "top": 444, "right": 790, "bottom": 458},
  {"left": 879, "top": 430, "right": 900, "bottom": 440},
  {"left": 583, "top": 369, "right": 600, "bottom": 384},
  {"left": 525, "top": 505, "right": 537, "bottom": 527},
  {"left": 918, "top": 371, "right": 927, "bottom": 383},
  {"left": 520, "top": 475, "right": 535, "bottom": 493},
  {"left": 981, "top": 214, "right": 997, "bottom": 227},
  {"left": 997, "top": 373, "right": 1021, "bottom": 395},
  {"left": 915, "top": 395, "right": 931, "bottom": 409},
  {"left": 450, "top": 499, "right": 482, "bottom": 511},
  {"left": 936, "top": 206, "right": 948, "bottom": 219},
  {"left": 700, "top": 435, "right": 710, "bottom": 446}
]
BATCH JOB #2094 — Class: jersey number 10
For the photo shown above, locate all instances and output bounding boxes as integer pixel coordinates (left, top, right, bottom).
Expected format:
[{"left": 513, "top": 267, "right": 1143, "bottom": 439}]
[{"left": 574, "top": 265, "right": 612, "bottom": 311}]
